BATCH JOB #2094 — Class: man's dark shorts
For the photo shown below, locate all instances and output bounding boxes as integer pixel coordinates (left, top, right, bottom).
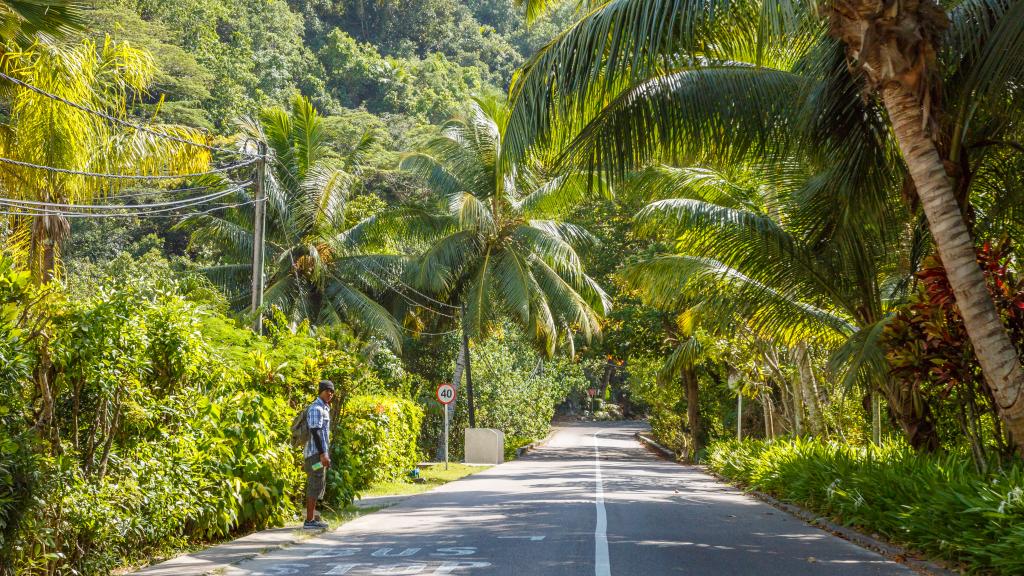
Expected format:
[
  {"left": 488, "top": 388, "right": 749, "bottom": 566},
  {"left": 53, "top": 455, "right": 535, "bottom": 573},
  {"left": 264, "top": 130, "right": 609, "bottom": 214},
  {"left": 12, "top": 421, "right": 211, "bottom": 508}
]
[{"left": 303, "top": 455, "right": 326, "bottom": 500}]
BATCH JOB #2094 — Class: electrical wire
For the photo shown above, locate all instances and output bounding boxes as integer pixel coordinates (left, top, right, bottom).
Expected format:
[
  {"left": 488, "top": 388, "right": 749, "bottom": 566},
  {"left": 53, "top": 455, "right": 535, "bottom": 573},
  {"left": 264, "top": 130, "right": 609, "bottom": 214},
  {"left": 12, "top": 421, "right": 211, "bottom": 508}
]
[
  {"left": 98, "top": 184, "right": 229, "bottom": 201},
  {"left": 0, "top": 155, "right": 258, "bottom": 180},
  {"left": 0, "top": 196, "right": 260, "bottom": 219},
  {"left": 400, "top": 325, "right": 461, "bottom": 337},
  {"left": 358, "top": 256, "right": 461, "bottom": 311},
  {"left": 0, "top": 186, "right": 254, "bottom": 218},
  {"left": 0, "top": 71, "right": 252, "bottom": 158},
  {"left": 350, "top": 257, "right": 458, "bottom": 318},
  {"left": 0, "top": 187, "right": 242, "bottom": 211}
]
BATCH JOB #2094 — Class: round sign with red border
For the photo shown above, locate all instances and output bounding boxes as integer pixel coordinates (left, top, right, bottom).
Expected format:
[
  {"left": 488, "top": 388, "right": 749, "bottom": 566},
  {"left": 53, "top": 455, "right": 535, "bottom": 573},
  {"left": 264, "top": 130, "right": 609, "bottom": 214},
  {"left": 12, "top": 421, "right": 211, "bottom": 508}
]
[{"left": 436, "top": 383, "right": 456, "bottom": 405}]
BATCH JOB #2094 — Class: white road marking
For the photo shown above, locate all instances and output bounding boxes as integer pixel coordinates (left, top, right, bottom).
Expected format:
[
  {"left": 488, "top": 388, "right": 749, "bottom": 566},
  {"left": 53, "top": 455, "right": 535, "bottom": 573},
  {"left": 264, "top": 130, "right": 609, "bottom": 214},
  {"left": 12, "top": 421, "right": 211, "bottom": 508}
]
[
  {"left": 310, "top": 547, "right": 362, "bottom": 558},
  {"left": 371, "top": 564, "right": 427, "bottom": 575},
  {"left": 594, "top": 432, "right": 611, "bottom": 576},
  {"left": 255, "top": 564, "right": 309, "bottom": 575},
  {"left": 372, "top": 548, "right": 422, "bottom": 558},
  {"left": 430, "top": 561, "right": 492, "bottom": 574},
  {"left": 431, "top": 547, "right": 477, "bottom": 556},
  {"left": 496, "top": 535, "right": 546, "bottom": 541},
  {"left": 325, "top": 564, "right": 372, "bottom": 575}
]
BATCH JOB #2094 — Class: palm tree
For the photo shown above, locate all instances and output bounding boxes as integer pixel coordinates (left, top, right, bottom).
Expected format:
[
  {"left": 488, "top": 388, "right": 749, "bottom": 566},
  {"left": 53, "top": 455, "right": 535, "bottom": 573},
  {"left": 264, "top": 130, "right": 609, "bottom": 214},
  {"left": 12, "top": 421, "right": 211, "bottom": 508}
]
[
  {"left": 619, "top": 163, "right": 944, "bottom": 448},
  {"left": 394, "top": 97, "right": 610, "bottom": 356},
  {"left": 0, "top": 0, "right": 83, "bottom": 42},
  {"left": 0, "top": 38, "right": 212, "bottom": 282},
  {"left": 180, "top": 95, "right": 402, "bottom": 349},
  {"left": 506, "top": 0, "right": 1024, "bottom": 446}
]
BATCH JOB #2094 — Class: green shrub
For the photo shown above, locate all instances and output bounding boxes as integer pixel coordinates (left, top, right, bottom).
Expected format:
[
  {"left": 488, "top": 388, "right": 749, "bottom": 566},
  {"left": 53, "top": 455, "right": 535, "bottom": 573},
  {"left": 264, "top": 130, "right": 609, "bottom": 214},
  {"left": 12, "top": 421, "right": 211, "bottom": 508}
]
[
  {"left": 707, "top": 438, "right": 1024, "bottom": 574},
  {"left": 340, "top": 395, "right": 424, "bottom": 488},
  {"left": 0, "top": 251, "right": 415, "bottom": 574}
]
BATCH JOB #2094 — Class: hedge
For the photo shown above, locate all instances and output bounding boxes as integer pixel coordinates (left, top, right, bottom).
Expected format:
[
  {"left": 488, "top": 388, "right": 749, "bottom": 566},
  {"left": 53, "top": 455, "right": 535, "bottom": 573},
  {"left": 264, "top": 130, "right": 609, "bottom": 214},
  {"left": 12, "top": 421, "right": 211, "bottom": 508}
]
[{"left": 340, "top": 394, "right": 424, "bottom": 488}]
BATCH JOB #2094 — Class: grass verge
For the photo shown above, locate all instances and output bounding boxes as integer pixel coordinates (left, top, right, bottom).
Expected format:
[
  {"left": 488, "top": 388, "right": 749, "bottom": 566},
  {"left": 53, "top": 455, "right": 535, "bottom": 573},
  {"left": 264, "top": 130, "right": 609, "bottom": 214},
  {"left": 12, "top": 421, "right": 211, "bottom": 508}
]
[
  {"left": 357, "top": 462, "right": 490, "bottom": 499},
  {"left": 706, "top": 438, "right": 1024, "bottom": 575}
]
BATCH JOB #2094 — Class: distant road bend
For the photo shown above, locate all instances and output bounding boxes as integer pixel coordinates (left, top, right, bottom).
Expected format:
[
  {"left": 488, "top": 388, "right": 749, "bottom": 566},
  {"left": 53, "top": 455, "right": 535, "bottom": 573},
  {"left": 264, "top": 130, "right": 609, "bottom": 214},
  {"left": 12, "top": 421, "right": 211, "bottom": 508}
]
[{"left": 227, "top": 422, "right": 915, "bottom": 575}]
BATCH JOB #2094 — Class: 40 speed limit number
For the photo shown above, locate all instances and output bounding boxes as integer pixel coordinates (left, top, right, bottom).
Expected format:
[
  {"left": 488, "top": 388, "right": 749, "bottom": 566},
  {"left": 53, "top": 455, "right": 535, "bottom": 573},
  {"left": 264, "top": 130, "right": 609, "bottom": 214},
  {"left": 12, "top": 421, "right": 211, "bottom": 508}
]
[{"left": 435, "top": 383, "right": 456, "bottom": 405}]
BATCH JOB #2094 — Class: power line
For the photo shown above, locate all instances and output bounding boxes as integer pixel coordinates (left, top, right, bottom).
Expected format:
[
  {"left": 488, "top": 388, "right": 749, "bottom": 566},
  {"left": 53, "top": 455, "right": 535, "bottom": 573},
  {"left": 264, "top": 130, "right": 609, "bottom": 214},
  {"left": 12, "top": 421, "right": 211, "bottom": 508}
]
[
  {"left": 0, "top": 155, "right": 257, "bottom": 180},
  {"left": 349, "top": 257, "right": 458, "bottom": 318},
  {"left": 358, "top": 256, "right": 461, "bottom": 311},
  {"left": 0, "top": 185, "right": 254, "bottom": 218},
  {"left": 0, "top": 187, "right": 243, "bottom": 211},
  {"left": 98, "top": 184, "right": 227, "bottom": 201},
  {"left": 0, "top": 71, "right": 251, "bottom": 158},
  {"left": 0, "top": 196, "right": 260, "bottom": 219},
  {"left": 400, "top": 325, "right": 461, "bottom": 337}
]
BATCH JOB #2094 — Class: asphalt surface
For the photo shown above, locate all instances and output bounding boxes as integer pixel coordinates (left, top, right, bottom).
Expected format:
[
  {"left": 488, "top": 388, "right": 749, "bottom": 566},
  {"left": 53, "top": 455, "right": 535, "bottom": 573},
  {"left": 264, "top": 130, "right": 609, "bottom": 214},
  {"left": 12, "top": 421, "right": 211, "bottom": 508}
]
[{"left": 225, "top": 422, "right": 915, "bottom": 576}]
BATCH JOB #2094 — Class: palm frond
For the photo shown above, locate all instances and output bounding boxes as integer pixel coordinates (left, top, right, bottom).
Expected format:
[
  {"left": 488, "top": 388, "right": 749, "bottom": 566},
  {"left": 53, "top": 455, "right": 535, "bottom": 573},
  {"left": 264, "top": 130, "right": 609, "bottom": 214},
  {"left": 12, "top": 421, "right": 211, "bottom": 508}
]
[
  {"left": 561, "top": 65, "right": 812, "bottom": 180},
  {"left": 513, "top": 172, "right": 597, "bottom": 217},
  {"left": 491, "top": 248, "right": 533, "bottom": 324},
  {"left": 321, "top": 277, "right": 403, "bottom": 351},
  {"left": 0, "top": 0, "right": 84, "bottom": 41},
  {"left": 408, "top": 230, "right": 483, "bottom": 295},
  {"left": 452, "top": 192, "right": 496, "bottom": 234},
  {"left": 506, "top": 0, "right": 816, "bottom": 159}
]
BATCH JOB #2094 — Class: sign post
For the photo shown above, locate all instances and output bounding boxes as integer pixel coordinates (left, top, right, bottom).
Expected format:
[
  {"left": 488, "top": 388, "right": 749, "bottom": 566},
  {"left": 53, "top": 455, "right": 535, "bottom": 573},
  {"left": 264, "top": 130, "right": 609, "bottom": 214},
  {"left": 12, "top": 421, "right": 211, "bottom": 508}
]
[{"left": 436, "top": 383, "right": 456, "bottom": 470}]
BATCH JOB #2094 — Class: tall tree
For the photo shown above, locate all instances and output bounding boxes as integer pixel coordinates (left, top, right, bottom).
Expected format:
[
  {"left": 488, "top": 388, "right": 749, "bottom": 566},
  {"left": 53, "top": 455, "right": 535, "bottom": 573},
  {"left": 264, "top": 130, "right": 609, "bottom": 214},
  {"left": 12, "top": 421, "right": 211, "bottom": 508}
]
[
  {"left": 506, "top": 0, "right": 1024, "bottom": 447},
  {"left": 619, "top": 163, "right": 937, "bottom": 446},
  {"left": 0, "top": 38, "right": 211, "bottom": 282},
  {"left": 180, "top": 95, "right": 403, "bottom": 348},
  {"left": 394, "top": 97, "right": 610, "bottom": 355}
]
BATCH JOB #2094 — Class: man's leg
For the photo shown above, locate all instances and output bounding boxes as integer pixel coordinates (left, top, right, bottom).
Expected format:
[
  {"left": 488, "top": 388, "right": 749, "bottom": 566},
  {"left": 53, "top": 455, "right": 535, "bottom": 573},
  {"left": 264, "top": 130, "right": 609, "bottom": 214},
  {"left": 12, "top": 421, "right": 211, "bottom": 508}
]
[
  {"left": 303, "top": 455, "right": 327, "bottom": 527},
  {"left": 306, "top": 495, "right": 317, "bottom": 522}
]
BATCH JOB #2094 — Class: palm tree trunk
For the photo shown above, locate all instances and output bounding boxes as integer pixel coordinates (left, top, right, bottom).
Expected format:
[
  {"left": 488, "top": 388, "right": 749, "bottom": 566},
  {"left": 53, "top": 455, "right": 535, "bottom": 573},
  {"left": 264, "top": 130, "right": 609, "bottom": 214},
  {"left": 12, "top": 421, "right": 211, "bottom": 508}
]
[
  {"left": 883, "top": 85, "right": 1024, "bottom": 451},
  {"left": 683, "top": 365, "right": 702, "bottom": 459},
  {"left": 795, "top": 343, "right": 824, "bottom": 436}
]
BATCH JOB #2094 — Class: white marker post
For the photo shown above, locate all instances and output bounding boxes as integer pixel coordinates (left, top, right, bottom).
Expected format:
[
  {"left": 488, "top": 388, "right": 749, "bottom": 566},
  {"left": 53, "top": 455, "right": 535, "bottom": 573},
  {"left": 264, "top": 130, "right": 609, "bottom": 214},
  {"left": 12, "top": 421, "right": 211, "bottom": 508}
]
[{"left": 436, "top": 383, "right": 456, "bottom": 470}]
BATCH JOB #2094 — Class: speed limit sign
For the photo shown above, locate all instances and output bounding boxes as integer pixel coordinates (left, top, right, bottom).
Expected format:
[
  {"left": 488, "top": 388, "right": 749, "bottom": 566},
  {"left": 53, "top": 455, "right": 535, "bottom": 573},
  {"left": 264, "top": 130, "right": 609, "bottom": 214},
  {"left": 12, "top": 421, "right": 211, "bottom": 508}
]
[{"left": 436, "top": 383, "right": 456, "bottom": 405}]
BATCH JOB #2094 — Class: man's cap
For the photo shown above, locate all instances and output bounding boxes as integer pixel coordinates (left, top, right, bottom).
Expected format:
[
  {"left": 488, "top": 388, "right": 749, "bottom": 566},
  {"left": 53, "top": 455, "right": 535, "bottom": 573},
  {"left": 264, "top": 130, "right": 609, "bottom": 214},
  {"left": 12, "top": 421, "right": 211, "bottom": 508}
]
[{"left": 319, "top": 380, "right": 335, "bottom": 393}]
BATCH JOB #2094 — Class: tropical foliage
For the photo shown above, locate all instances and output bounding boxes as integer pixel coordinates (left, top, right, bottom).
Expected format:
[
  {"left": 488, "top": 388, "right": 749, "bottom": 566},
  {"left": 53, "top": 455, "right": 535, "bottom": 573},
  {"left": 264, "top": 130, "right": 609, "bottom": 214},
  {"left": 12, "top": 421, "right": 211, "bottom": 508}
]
[
  {"left": 0, "top": 37, "right": 212, "bottom": 281},
  {"left": 0, "top": 0, "right": 1022, "bottom": 573},
  {"left": 505, "top": 0, "right": 1024, "bottom": 444},
  {"left": 395, "top": 97, "right": 610, "bottom": 354},
  {"left": 707, "top": 438, "right": 1024, "bottom": 574},
  {"left": 180, "top": 95, "right": 402, "bottom": 348}
]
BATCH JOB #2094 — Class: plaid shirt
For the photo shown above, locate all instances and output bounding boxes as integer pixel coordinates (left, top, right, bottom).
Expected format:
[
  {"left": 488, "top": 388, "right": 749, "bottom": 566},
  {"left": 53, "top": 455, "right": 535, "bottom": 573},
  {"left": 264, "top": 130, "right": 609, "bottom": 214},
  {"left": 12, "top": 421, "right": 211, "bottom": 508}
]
[{"left": 303, "top": 397, "right": 331, "bottom": 459}]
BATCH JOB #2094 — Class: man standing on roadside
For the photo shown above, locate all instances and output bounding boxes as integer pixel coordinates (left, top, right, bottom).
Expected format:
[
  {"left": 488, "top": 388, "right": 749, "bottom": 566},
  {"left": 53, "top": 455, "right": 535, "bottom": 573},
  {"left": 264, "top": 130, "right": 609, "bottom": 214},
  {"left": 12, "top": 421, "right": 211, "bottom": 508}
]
[{"left": 303, "top": 379, "right": 334, "bottom": 529}]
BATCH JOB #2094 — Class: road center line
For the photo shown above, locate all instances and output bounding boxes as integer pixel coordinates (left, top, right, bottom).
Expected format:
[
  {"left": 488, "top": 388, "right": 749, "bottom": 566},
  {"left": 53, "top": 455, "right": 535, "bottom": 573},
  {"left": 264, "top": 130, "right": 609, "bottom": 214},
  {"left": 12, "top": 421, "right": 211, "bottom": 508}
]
[{"left": 594, "top": 432, "right": 611, "bottom": 576}]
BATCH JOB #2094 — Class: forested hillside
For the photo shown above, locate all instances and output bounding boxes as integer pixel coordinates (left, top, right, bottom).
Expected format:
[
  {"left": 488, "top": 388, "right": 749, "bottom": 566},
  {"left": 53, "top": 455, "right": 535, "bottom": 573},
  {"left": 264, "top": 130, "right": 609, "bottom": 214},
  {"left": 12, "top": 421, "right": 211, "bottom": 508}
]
[
  {"left": 86, "top": 0, "right": 563, "bottom": 129},
  {"left": 64, "top": 0, "right": 569, "bottom": 264}
]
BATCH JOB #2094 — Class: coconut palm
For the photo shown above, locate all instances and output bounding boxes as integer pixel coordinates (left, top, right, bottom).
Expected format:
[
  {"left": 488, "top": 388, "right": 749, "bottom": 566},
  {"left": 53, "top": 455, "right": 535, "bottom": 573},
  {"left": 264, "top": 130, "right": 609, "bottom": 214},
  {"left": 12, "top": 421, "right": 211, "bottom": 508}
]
[
  {"left": 179, "top": 95, "right": 402, "bottom": 349},
  {"left": 393, "top": 97, "right": 610, "bottom": 355},
  {"left": 0, "top": 0, "right": 83, "bottom": 42},
  {"left": 0, "top": 38, "right": 212, "bottom": 282},
  {"left": 507, "top": 0, "right": 1024, "bottom": 445},
  {"left": 619, "top": 162, "right": 948, "bottom": 448}
]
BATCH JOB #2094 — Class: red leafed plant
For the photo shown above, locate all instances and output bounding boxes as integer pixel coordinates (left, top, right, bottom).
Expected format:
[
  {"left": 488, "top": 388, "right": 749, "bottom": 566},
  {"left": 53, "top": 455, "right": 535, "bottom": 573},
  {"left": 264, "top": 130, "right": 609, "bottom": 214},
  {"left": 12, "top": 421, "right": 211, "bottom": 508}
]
[{"left": 882, "top": 240, "right": 1024, "bottom": 458}]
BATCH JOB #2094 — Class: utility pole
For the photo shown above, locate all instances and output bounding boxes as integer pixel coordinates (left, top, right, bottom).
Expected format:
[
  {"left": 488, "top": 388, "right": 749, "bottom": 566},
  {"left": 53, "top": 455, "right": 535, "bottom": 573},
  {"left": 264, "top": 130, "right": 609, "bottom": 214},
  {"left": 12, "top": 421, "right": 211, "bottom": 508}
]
[
  {"left": 250, "top": 141, "right": 268, "bottom": 334},
  {"left": 737, "top": 393, "right": 743, "bottom": 441},
  {"left": 461, "top": 304, "right": 476, "bottom": 428}
]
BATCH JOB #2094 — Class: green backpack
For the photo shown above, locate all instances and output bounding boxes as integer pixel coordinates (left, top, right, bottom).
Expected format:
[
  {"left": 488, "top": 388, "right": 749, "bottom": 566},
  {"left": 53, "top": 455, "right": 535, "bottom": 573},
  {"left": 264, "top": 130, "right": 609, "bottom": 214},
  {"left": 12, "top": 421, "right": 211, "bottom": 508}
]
[{"left": 290, "top": 406, "right": 311, "bottom": 448}]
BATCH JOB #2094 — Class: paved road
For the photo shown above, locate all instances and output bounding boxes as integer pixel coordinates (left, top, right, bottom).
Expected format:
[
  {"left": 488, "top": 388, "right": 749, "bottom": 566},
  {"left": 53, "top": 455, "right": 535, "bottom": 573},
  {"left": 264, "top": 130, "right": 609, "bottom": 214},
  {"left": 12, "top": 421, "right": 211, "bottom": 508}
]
[{"left": 226, "top": 422, "right": 914, "bottom": 576}]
